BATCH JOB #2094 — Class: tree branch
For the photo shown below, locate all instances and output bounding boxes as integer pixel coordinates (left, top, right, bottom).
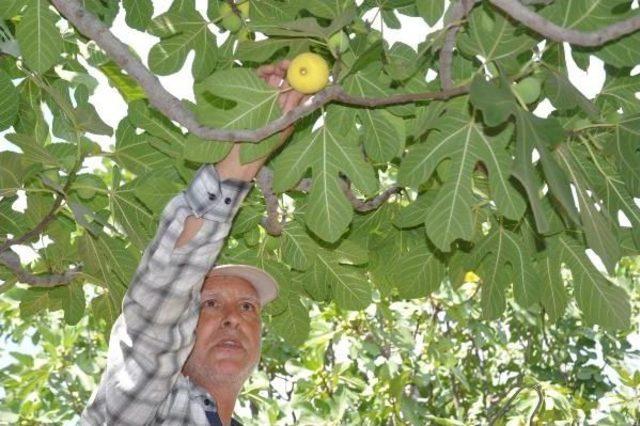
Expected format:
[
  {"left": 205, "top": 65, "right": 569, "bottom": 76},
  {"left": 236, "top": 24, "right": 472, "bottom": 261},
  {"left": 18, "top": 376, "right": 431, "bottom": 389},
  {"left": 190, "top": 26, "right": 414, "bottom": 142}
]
[
  {"left": 50, "top": 0, "right": 468, "bottom": 143},
  {"left": 0, "top": 250, "right": 81, "bottom": 287},
  {"left": 0, "top": 191, "right": 64, "bottom": 255},
  {"left": 256, "top": 168, "right": 284, "bottom": 236},
  {"left": 341, "top": 182, "right": 402, "bottom": 213},
  {"left": 255, "top": 169, "right": 401, "bottom": 235},
  {"left": 490, "top": 0, "right": 640, "bottom": 47},
  {"left": 439, "top": 0, "right": 477, "bottom": 90}
]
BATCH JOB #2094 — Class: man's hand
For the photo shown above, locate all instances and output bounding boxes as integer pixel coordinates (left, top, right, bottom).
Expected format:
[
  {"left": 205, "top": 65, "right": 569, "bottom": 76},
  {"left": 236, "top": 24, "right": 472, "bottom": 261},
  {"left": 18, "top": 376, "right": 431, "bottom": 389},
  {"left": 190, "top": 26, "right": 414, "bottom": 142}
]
[
  {"left": 257, "top": 60, "right": 307, "bottom": 115},
  {"left": 216, "top": 60, "right": 306, "bottom": 182}
]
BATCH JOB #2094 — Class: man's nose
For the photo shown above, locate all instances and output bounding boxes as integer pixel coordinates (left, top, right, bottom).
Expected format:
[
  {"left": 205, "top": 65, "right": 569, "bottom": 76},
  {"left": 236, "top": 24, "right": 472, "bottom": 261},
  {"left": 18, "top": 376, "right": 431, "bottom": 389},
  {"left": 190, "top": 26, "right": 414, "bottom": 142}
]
[{"left": 221, "top": 306, "right": 240, "bottom": 328}]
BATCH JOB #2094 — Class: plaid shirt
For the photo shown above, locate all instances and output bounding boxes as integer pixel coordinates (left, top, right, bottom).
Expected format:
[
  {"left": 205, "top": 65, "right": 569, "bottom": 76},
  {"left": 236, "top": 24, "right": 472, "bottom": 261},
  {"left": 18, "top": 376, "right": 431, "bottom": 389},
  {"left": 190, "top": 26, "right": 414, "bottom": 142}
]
[{"left": 81, "top": 165, "right": 250, "bottom": 425}]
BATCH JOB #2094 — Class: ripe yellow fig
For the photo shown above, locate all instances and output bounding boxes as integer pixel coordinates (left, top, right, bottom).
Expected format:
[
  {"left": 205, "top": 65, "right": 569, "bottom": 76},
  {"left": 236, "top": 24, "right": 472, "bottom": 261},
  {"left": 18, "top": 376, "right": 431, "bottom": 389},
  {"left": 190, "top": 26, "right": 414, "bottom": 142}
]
[
  {"left": 464, "top": 271, "right": 481, "bottom": 283},
  {"left": 286, "top": 52, "right": 330, "bottom": 94}
]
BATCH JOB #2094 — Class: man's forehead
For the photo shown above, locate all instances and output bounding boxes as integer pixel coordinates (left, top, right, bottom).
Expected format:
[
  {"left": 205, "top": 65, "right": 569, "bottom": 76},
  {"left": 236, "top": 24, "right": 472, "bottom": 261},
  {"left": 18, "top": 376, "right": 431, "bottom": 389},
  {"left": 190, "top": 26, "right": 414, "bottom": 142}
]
[{"left": 201, "top": 274, "right": 259, "bottom": 299}]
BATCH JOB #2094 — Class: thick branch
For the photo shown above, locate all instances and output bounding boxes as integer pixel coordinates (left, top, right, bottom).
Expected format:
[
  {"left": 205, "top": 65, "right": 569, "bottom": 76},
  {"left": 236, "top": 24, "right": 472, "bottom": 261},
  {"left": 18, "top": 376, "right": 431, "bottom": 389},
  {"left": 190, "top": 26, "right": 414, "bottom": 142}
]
[
  {"left": 0, "top": 250, "right": 81, "bottom": 287},
  {"left": 490, "top": 0, "right": 640, "bottom": 46},
  {"left": 439, "top": 0, "right": 476, "bottom": 90},
  {"left": 256, "top": 168, "right": 283, "bottom": 236},
  {"left": 50, "top": 0, "right": 468, "bottom": 143}
]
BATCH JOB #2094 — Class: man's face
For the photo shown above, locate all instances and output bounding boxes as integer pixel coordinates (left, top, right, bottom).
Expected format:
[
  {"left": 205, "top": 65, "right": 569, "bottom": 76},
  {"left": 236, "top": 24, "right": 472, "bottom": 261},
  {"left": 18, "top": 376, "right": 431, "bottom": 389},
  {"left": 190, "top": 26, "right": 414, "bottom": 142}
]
[{"left": 183, "top": 274, "right": 262, "bottom": 386}]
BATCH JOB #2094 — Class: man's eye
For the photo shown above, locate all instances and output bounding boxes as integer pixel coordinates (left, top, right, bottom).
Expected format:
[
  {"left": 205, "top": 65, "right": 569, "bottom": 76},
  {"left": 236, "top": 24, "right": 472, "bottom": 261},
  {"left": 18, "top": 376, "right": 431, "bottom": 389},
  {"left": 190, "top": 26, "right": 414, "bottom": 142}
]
[
  {"left": 241, "top": 302, "right": 255, "bottom": 312},
  {"left": 203, "top": 299, "right": 217, "bottom": 309}
]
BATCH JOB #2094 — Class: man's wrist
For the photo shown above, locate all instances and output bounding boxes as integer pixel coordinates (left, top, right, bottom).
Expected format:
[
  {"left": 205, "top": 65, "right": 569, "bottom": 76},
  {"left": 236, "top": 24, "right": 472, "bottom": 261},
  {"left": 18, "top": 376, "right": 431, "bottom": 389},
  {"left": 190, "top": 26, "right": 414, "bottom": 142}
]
[{"left": 216, "top": 144, "right": 265, "bottom": 182}]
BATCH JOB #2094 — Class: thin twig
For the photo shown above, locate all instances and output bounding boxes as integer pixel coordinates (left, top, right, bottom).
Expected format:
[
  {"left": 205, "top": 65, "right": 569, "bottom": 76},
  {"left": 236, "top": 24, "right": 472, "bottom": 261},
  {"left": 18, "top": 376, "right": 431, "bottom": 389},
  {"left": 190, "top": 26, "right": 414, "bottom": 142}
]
[
  {"left": 488, "top": 386, "right": 525, "bottom": 425},
  {"left": 0, "top": 250, "right": 81, "bottom": 287},
  {"left": 50, "top": 0, "right": 468, "bottom": 143},
  {"left": 0, "top": 165, "right": 78, "bottom": 254},
  {"left": 490, "top": 0, "right": 640, "bottom": 46},
  {"left": 439, "top": 0, "right": 477, "bottom": 90},
  {"left": 529, "top": 384, "right": 544, "bottom": 426},
  {"left": 255, "top": 169, "right": 401, "bottom": 235},
  {"left": 341, "top": 181, "right": 402, "bottom": 213}
]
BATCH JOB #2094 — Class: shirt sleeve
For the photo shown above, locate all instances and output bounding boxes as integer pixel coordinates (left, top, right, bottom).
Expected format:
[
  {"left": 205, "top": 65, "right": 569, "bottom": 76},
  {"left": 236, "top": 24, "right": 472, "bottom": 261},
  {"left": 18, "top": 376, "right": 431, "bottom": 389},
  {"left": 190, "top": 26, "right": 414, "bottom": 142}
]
[{"left": 81, "top": 165, "right": 250, "bottom": 425}]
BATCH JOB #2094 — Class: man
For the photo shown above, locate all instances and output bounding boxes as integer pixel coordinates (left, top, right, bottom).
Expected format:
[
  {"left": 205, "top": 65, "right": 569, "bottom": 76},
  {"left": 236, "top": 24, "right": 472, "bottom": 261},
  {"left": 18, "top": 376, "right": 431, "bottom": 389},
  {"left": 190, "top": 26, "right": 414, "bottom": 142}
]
[{"left": 81, "top": 61, "right": 305, "bottom": 426}]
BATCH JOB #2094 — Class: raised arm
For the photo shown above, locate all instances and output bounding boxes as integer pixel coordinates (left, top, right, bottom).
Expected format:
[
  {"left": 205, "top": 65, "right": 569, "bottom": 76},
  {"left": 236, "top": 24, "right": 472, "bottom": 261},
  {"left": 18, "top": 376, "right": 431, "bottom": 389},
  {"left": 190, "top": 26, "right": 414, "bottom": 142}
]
[{"left": 81, "top": 61, "right": 303, "bottom": 425}]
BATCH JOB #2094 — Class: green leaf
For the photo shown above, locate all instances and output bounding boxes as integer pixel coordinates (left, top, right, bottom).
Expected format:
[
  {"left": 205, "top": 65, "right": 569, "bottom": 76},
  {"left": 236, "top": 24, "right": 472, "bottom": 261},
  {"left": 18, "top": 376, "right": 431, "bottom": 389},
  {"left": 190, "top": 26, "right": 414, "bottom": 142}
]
[
  {"left": 235, "top": 38, "right": 311, "bottom": 63},
  {"left": 98, "top": 61, "right": 147, "bottom": 102},
  {"left": 0, "top": 1, "right": 24, "bottom": 18},
  {"left": 513, "top": 111, "right": 581, "bottom": 227},
  {"left": 578, "top": 140, "right": 640, "bottom": 240},
  {"left": 537, "top": 254, "right": 567, "bottom": 322},
  {"left": 15, "top": 0, "right": 63, "bottom": 74},
  {"left": 398, "top": 109, "right": 525, "bottom": 251},
  {"left": 469, "top": 74, "right": 517, "bottom": 127},
  {"left": 417, "top": 0, "right": 444, "bottom": 26},
  {"left": 394, "top": 190, "right": 438, "bottom": 229},
  {"left": 243, "top": 1, "right": 298, "bottom": 26},
  {"left": 110, "top": 177, "right": 156, "bottom": 250},
  {"left": 18, "top": 284, "right": 85, "bottom": 325},
  {"left": 78, "top": 233, "right": 138, "bottom": 291},
  {"left": 148, "top": 2, "right": 217, "bottom": 80},
  {"left": 91, "top": 291, "right": 123, "bottom": 333},
  {"left": 540, "top": 0, "right": 640, "bottom": 68},
  {"left": 457, "top": 6, "right": 537, "bottom": 64},
  {"left": 281, "top": 221, "right": 317, "bottom": 271},
  {"left": 113, "top": 118, "right": 175, "bottom": 176},
  {"left": 123, "top": 0, "right": 153, "bottom": 31},
  {"left": 128, "top": 101, "right": 186, "bottom": 156},
  {"left": 0, "top": 70, "right": 18, "bottom": 130},
  {"left": 556, "top": 146, "right": 621, "bottom": 274},
  {"left": 390, "top": 231, "right": 445, "bottom": 299},
  {"left": 4, "top": 133, "right": 60, "bottom": 167},
  {"left": 300, "top": 248, "right": 372, "bottom": 310},
  {"left": 194, "top": 68, "right": 282, "bottom": 163},
  {"left": 133, "top": 170, "right": 183, "bottom": 214},
  {"left": 269, "top": 293, "right": 310, "bottom": 346},
  {"left": 607, "top": 115, "right": 640, "bottom": 197},
  {"left": 74, "top": 105, "right": 113, "bottom": 136},
  {"left": 472, "top": 225, "right": 540, "bottom": 319},
  {"left": 24, "top": 192, "right": 54, "bottom": 229},
  {"left": 231, "top": 204, "right": 262, "bottom": 238},
  {"left": 0, "top": 197, "right": 26, "bottom": 235},
  {"left": 70, "top": 173, "right": 107, "bottom": 200},
  {"left": 596, "top": 74, "right": 640, "bottom": 115},
  {"left": 343, "top": 74, "right": 406, "bottom": 162},
  {"left": 272, "top": 109, "right": 378, "bottom": 242},
  {"left": 556, "top": 235, "right": 630, "bottom": 330},
  {"left": 384, "top": 42, "right": 418, "bottom": 81},
  {"left": 542, "top": 69, "right": 599, "bottom": 118},
  {"left": 183, "top": 133, "right": 232, "bottom": 164}
]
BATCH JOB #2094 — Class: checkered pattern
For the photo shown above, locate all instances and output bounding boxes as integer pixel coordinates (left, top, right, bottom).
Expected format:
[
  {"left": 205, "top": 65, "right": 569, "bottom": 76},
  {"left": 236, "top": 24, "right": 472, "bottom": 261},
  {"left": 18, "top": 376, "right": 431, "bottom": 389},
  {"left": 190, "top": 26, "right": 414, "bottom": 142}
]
[{"left": 81, "top": 165, "right": 250, "bottom": 425}]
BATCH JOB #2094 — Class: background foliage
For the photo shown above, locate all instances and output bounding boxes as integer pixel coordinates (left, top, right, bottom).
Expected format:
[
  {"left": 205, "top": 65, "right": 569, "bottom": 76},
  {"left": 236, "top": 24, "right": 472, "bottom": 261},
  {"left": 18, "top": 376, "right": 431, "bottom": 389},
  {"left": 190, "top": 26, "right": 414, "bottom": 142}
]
[{"left": 1, "top": 0, "right": 639, "bottom": 424}]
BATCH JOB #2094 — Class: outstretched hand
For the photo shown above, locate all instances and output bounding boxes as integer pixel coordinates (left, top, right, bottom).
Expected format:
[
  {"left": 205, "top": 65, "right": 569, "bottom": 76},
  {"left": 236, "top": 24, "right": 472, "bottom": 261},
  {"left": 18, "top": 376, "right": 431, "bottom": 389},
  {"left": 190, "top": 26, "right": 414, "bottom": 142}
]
[
  {"left": 216, "top": 61, "right": 307, "bottom": 182},
  {"left": 257, "top": 60, "right": 307, "bottom": 115}
]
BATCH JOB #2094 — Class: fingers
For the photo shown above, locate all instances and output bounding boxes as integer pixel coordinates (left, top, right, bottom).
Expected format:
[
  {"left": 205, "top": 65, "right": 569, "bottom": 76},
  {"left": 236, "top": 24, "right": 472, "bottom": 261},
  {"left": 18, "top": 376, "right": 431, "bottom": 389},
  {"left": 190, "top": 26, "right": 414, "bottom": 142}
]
[
  {"left": 257, "top": 61, "right": 290, "bottom": 88},
  {"left": 256, "top": 63, "right": 276, "bottom": 78},
  {"left": 279, "top": 81, "right": 306, "bottom": 113},
  {"left": 278, "top": 60, "right": 291, "bottom": 75}
]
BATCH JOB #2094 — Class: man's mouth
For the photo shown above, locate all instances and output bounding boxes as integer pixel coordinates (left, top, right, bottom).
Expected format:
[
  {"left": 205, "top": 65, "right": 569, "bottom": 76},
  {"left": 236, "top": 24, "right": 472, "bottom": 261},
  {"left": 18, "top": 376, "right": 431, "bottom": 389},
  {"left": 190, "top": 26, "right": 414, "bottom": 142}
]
[{"left": 215, "top": 339, "right": 243, "bottom": 350}]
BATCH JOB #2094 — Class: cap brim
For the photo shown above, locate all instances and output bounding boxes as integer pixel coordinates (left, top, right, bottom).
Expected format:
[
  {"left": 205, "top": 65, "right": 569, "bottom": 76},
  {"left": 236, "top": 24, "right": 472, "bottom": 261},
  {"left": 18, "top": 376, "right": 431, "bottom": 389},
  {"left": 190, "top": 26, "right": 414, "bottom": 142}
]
[{"left": 207, "top": 264, "right": 279, "bottom": 305}]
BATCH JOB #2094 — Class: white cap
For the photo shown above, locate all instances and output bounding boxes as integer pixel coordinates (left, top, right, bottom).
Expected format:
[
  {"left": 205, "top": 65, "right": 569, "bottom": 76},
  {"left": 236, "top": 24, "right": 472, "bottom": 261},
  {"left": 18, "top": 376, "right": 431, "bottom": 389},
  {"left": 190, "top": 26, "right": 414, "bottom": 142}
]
[{"left": 206, "top": 264, "right": 279, "bottom": 305}]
